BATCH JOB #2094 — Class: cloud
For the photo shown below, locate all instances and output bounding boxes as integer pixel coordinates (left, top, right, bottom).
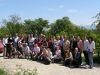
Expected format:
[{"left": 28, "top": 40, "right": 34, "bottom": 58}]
[
  {"left": 47, "top": 8, "right": 55, "bottom": 11},
  {"left": 67, "top": 9, "right": 78, "bottom": 13},
  {"left": 59, "top": 5, "right": 64, "bottom": 8}
]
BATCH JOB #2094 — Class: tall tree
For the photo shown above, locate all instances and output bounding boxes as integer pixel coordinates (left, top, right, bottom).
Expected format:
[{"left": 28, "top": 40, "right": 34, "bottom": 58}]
[
  {"left": 3, "top": 15, "right": 23, "bottom": 36},
  {"left": 24, "top": 18, "right": 48, "bottom": 35},
  {"left": 50, "top": 16, "right": 75, "bottom": 35},
  {"left": 34, "top": 18, "right": 48, "bottom": 34}
]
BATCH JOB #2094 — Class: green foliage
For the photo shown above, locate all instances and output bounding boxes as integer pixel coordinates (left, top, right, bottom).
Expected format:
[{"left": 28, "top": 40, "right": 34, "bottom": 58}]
[
  {"left": 93, "top": 55, "right": 100, "bottom": 64},
  {"left": 50, "top": 17, "right": 75, "bottom": 35},
  {"left": 24, "top": 18, "right": 48, "bottom": 34},
  {"left": 0, "top": 27, "right": 7, "bottom": 38},
  {"left": 0, "top": 15, "right": 23, "bottom": 36},
  {"left": 24, "top": 19, "right": 36, "bottom": 34},
  {"left": 0, "top": 15, "right": 49, "bottom": 36},
  {"left": 6, "top": 22, "right": 23, "bottom": 36},
  {"left": 0, "top": 69, "right": 7, "bottom": 75}
]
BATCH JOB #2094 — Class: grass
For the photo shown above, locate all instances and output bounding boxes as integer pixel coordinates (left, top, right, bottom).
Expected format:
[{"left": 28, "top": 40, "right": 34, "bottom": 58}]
[{"left": 0, "top": 69, "right": 7, "bottom": 75}]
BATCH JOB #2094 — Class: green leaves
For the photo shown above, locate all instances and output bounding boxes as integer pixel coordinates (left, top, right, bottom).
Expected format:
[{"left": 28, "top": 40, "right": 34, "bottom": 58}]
[{"left": 24, "top": 18, "right": 48, "bottom": 34}]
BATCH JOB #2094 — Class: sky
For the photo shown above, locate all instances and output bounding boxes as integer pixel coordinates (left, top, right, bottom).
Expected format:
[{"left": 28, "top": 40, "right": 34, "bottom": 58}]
[{"left": 0, "top": 0, "right": 100, "bottom": 26}]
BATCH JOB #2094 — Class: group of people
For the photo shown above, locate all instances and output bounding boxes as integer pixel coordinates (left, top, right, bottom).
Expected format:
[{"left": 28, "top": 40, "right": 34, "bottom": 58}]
[{"left": 1, "top": 33, "right": 95, "bottom": 69}]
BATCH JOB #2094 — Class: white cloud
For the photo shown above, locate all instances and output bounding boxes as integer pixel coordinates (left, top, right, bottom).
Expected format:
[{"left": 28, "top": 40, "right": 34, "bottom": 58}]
[
  {"left": 59, "top": 5, "right": 64, "bottom": 8},
  {"left": 67, "top": 9, "right": 78, "bottom": 13}
]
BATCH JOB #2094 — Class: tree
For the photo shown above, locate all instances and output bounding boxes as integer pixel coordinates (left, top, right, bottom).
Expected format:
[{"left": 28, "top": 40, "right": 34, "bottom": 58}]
[
  {"left": 34, "top": 18, "right": 48, "bottom": 34},
  {"left": 24, "top": 19, "right": 36, "bottom": 34},
  {"left": 3, "top": 15, "right": 23, "bottom": 36},
  {"left": 9, "top": 15, "right": 21, "bottom": 24},
  {"left": 6, "top": 22, "right": 23, "bottom": 35},
  {"left": 24, "top": 18, "right": 48, "bottom": 35},
  {"left": 0, "top": 27, "right": 7, "bottom": 37},
  {"left": 50, "top": 16, "right": 76, "bottom": 35}
]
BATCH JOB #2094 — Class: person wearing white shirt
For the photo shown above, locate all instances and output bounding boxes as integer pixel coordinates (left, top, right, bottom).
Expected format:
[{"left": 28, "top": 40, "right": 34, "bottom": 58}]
[
  {"left": 83, "top": 37, "right": 89, "bottom": 65},
  {"left": 28, "top": 34, "right": 35, "bottom": 50},
  {"left": 53, "top": 46, "right": 62, "bottom": 63},
  {"left": 87, "top": 37, "right": 95, "bottom": 69},
  {"left": 22, "top": 43, "right": 31, "bottom": 58},
  {"left": 3, "top": 35, "right": 8, "bottom": 56},
  {"left": 3, "top": 37, "right": 8, "bottom": 46},
  {"left": 13, "top": 33, "right": 19, "bottom": 48},
  {"left": 32, "top": 44, "right": 40, "bottom": 60},
  {"left": 32, "top": 44, "right": 40, "bottom": 54}
]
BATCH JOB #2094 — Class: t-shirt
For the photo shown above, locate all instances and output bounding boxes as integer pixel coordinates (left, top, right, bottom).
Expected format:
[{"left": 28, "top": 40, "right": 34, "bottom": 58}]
[
  {"left": 63, "top": 40, "right": 70, "bottom": 51},
  {"left": 22, "top": 46, "right": 31, "bottom": 54},
  {"left": 53, "top": 50, "right": 61, "bottom": 59},
  {"left": 87, "top": 41, "right": 95, "bottom": 52},
  {"left": 14, "top": 36, "right": 19, "bottom": 43},
  {"left": 83, "top": 40, "right": 89, "bottom": 51},
  {"left": 77, "top": 40, "right": 83, "bottom": 50},
  {"left": 3, "top": 38, "right": 8, "bottom": 46},
  {"left": 33, "top": 47, "right": 40, "bottom": 54},
  {"left": 28, "top": 37, "right": 35, "bottom": 43}
]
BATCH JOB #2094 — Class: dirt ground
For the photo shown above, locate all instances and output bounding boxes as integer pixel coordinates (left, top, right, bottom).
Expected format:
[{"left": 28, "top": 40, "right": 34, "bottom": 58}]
[{"left": 0, "top": 53, "right": 100, "bottom": 75}]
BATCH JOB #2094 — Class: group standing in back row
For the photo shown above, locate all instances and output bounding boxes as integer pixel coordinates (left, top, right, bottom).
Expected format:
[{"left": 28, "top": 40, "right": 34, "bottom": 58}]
[{"left": 1, "top": 33, "right": 95, "bottom": 69}]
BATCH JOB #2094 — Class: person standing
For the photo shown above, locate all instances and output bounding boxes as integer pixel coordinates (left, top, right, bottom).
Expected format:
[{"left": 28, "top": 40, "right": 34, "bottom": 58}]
[
  {"left": 3, "top": 35, "right": 8, "bottom": 56},
  {"left": 13, "top": 33, "right": 19, "bottom": 48},
  {"left": 87, "top": 37, "right": 95, "bottom": 69},
  {"left": 70, "top": 36, "right": 77, "bottom": 59},
  {"left": 63, "top": 37, "right": 70, "bottom": 60},
  {"left": 77, "top": 36, "right": 83, "bottom": 65},
  {"left": 28, "top": 34, "right": 35, "bottom": 50},
  {"left": 83, "top": 37, "right": 89, "bottom": 65}
]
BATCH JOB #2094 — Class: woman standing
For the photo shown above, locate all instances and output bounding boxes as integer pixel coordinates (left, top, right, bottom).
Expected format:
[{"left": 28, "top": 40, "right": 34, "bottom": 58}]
[
  {"left": 87, "top": 37, "right": 95, "bottom": 69},
  {"left": 63, "top": 37, "right": 70, "bottom": 60}
]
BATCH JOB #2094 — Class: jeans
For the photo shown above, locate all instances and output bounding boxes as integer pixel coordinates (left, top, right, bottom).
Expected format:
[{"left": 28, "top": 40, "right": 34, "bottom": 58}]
[
  {"left": 83, "top": 51, "right": 89, "bottom": 65},
  {"left": 88, "top": 51, "right": 94, "bottom": 68}
]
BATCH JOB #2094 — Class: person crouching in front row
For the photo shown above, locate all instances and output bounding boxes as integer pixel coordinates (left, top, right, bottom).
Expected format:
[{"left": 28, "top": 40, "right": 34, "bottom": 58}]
[
  {"left": 63, "top": 50, "right": 73, "bottom": 67},
  {"left": 72, "top": 48, "right": 81, "bottom": 68},
  {"left": 38, "top": 47, "right": 53, "bottom": 65},
  {"left": 31, "top": 44, "right": 40, "bottom": 60},
  {"left": 22, "top": 43, "right": 31, "bottom": 59},
  {"left": 52, "top": 46, "right": 62, "bottom": 63}
]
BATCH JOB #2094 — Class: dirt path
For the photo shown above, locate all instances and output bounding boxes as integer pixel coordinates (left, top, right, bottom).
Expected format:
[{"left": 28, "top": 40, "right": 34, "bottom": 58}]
[{"left": 0, "top": 53, "right": 100, "bottom": 75}]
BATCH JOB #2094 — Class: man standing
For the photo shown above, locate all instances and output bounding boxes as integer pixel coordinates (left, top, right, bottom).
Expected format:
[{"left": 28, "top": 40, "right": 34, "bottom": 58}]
[
  {"left": 83, "top": 37, "right": 89, "bottom": 66},
  {"left": 3, "top": 35, "right": 8, "bottom": 56},
  {"left": 13, "top": 33, "right": 19, "bottom": 48}
]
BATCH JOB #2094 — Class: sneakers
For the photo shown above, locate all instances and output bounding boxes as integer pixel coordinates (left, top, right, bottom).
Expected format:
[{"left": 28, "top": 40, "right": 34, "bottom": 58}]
[{"left": 85, "top": 65, "right": 89, "bottom": 69}]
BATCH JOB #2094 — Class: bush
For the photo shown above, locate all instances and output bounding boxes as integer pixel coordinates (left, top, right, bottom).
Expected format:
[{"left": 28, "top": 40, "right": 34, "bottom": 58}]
[{"left": 93, "top": 55, "right": 100, "bottom": 64}]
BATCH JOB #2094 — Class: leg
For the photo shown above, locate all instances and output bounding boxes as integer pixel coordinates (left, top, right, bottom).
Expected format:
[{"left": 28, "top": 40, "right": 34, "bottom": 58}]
[
  {"left": 88, "top": 52, "right": 93, "bottom": 68},
  {"left": 83, "top": 51, "right": 89, "bottom": 65}
]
